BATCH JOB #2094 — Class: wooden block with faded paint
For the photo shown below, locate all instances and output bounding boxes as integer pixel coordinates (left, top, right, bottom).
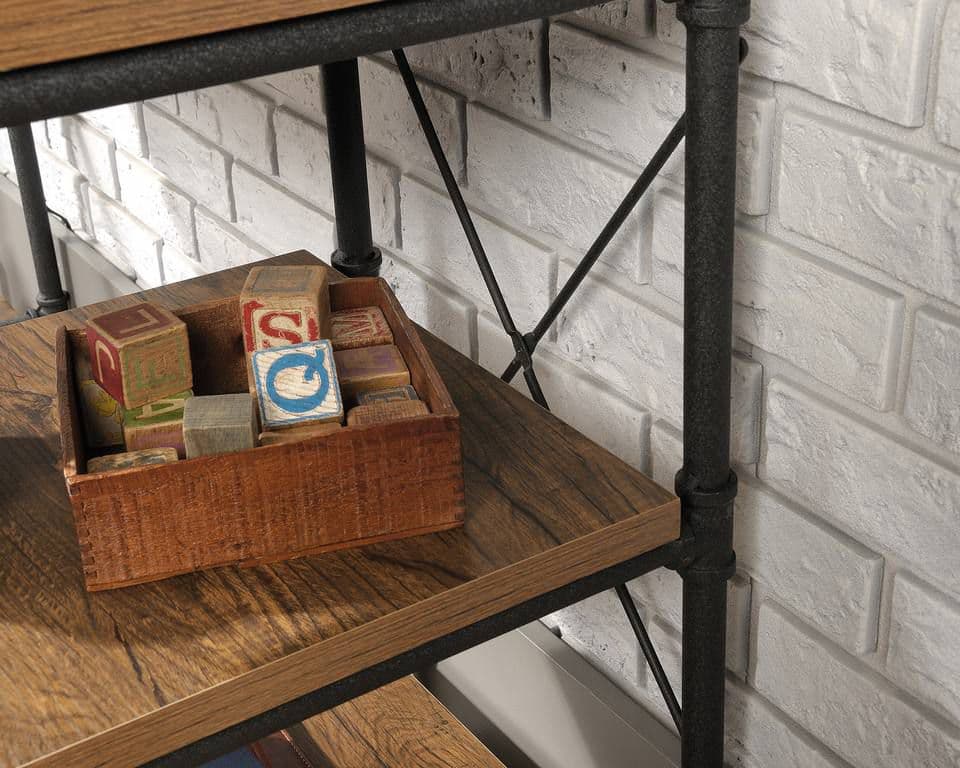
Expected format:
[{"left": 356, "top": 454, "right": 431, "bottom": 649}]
[
  {"left": 86, "top": 301, "right": 192, "bottom": 409},
  {"left": 240, "top": 265, "right": 331, "bottom": 387},
  {"left": 330, "top": 306, "right": 393, "bottom": 351},
  {"left": 251, "top": 339, "right": 343, "bottom": 429},
  {"left": 87, "top": 447, "right": 179, "bottom": 474},
  {"left": 73, "top": 344, "right": 124, "bottom": 449},
  {"left": 182, "top": 393, "right": 258, "bottom": 458},
  {"left": 334, "top": 344, "right": 410, "bottom": 403},
  {"left": 122, "top": 390, "right": 193, "bottom": 458},
  {"left": 346, "top": 400, "right": 430, "bottom": 426},
  {"left": 258, "top": 421, "right": 342, "bottom": 447},
  {"left": 356, "top": 384, "right": 418, "bottom": 406}
]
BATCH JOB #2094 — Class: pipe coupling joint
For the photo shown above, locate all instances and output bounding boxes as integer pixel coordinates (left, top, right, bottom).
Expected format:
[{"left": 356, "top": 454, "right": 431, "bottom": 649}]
[{"left": 675, "top": 0, "right": 750, "bottom": 28}]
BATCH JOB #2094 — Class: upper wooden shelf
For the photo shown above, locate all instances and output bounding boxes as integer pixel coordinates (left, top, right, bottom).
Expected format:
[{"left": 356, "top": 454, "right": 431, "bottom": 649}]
[
  {"left": 0, "top": 252, "right": 679, "bottom": 768},
  {"left": 0, "top": 0, "right": 388, "bottom": 73}
]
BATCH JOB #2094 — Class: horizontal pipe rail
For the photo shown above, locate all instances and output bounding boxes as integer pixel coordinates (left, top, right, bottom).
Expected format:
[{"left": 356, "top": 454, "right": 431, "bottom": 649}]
[{"left": 0, "top": 0, "right": 601, "bottom": 127}]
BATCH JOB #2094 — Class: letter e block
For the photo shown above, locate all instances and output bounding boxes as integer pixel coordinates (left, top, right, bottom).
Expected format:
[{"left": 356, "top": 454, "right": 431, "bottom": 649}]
[
  {"left": 122, "top": 390, "right": 193, "bottom": 458},
  {"left": 86, "top": 302, "right": 192, "bottom": 409},
  {"left": 240, "top": 266, "right": 332, "bottom": 387},
  {"left": 251, "top": 340, "right": 343, "bottom": 429},
  {"left": 182, "top": 394, "right": 258, "bottom": 458}
]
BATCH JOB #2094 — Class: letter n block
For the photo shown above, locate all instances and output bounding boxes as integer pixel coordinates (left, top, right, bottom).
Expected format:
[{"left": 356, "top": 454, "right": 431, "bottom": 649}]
[
  {"left": 86, "top": 302, "right": 192, "bottom": 409},
  {"left": 251, "top": 340, "right": 343, "bottom": 429},
  {"left": 240, "top": 266, "right": 332, "bottom": 388}
]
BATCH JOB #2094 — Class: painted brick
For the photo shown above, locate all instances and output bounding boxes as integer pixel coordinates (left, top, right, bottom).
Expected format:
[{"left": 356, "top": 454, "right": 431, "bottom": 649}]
[
  {"left": 659, "top": 0, "right": 935, "bottom": 127},
  {"left": 904, "top": 308, "right": 960, "bottom": 456},
  {"left": 146, "top": 94, "right": 178, "bottom": 115},
  {"left": 755, "top": 601, "right": 960, "bottom": 768},
  {"left": 557, "top": 266, "right": 760, "bottom": 462},
  {"left": 468, "top": 105, "right": 642, "bottom": 280},
  {"left": 405, "top": 21, "right": 546, "bottom": 119},
  {"left": 57, "top": 117, "right": 119, "bottom": 198},
  {"left": 478, "top": 312, "right": 650, "bottom": 469},
  {"left": 380, "top": 253, "right": 474, "bottom": 357},
  {"left": 557, "top": 266, "right": 681, "bottom": 422},
  {"left": 888, "top": 573, "right": 960, "bottom": 723},
  {"left": 653, "top": 191, "right": 904, "bottom": 409},
  {"left": 779, "top": 111, "right": 960, "bottom": 305},
  {"left": 550, "top": 24, "right": 774, "bottom": 216},
  {"left": 249, "top": 67, "right": 324, "bottom": 122},
  {"left": 83, "top": 105, "right": 146, "bottom": 156},
  {"left": 566, "top": 0, "right": 655, "bottom": 45},
  {"left": 736, "top": 478, "right": 883, "bottom": 654},
  {"left": 0, "top": 129, "right": 12, "bottom": 176},
  {"left": 735, "top": 228, "right": 903, "bottom": 410},
  {"left": 763, "top": 378, "right": 960, "bottom": 595},
  {"left": 87, "top": 187, "right": 163, "bottom": 287},
  {"left": 37, "top": 147, "right": 85, "bottom": 231},
  {"left": 178, "top": 84, "right": 274, "bottom": 174},
  {"left": 273, "top": 108, "right": 397, "bottom": 247},
  {"left": 232, "top": 163, "right": 335, "bottom": 258},
  {"left": 161, "top": 245, "right": 206, "bottom": 285},
  {"left": 649, "top": 419, "right": 681, "bottom": 489},
  {"left": 359, "top": 58, "right": 463, "bottom": 178},
  {"left": 143, "top": 105, "right": 232, "bottom": 220},
  {"left": 725, "top": 682, "right": 843, "bottom": 768},
  {"left": 543, "top": 589, "right": 648, "bottom": 702},
  {"left": 935, "top": 2, "right": 960, "bottom": 151},
  {"left": 400, "top": 175, "right": 554, "bottom": 328},
  {"left": 195, "top": 208, "right": 271, "bottom": 272},
  {"left": 116, "top": 150, "right": 196, "bottom": 258}
]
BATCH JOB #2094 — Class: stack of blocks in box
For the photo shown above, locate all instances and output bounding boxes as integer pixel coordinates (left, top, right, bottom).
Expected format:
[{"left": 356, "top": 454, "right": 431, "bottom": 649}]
[{"left": 79, "top": 265, "right": 431, "bottom": 474}]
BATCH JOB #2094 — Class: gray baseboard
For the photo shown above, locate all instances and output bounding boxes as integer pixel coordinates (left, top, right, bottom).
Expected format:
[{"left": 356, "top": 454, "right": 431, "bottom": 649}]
[{"left": 421, "top": 621, "right": 679, "bottom": 768}]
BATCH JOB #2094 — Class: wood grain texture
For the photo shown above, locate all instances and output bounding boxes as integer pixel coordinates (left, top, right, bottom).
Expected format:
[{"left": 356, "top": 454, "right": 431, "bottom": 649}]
[
  {"left": 334, "top": 344, "right": 410, "bottom": 402},
  {"left": 346, "top": 400, "right": 430, "bottom": 426},
  {"left": 258, "top": 422, "right": 342, "bottom": 447},
  {"left": 1, "top": 252, "right": 679, "bottom": 768},
  {"left": 356, "top": 384, "right": 419, "bottom": 405},
  {"left": 87, "top": 447, "right": 179, "bottom": 473},
  {"left": 0, "top": 0, "right": 388, "bottom": 73},
  {"left": 182, "top": 393, "right": 258, "bottom": 458},
  {"left": 299, "top": 676, "right": 505, "bottom": 767}
]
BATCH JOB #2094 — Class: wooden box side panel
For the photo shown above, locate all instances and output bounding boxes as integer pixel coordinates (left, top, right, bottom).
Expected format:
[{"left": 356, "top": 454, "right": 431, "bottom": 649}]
[
  {"left": 56, "top": 327, "right": 86, "bottom": 478},
  {"left": 175, "top": 296, "right": 248, "bottom": 395},
  {"left": 71, "top": 416, "right": 463, "bottom": 589}
]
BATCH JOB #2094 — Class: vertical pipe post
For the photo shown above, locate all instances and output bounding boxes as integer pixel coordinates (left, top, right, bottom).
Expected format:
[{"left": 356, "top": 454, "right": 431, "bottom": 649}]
[
  {"left": 8, "top": 124, "right": 69, "bottom": 315},
  {"left": 676, "top": 1, "right": 748, "bottom": 767},
  {"left": 321, "top": 59, "right": 382, "bottom": 277}
]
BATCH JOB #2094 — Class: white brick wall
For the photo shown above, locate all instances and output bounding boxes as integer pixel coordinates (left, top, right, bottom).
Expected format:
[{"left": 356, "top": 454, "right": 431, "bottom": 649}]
[{"left": 14, "top": 2, "right": 960, "bottom": 764}]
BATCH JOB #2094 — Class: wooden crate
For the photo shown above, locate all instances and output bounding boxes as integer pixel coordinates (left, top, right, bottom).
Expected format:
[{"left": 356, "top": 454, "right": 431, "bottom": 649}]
[{"left": 57, "top": 277, "right": 464, "bottom": 591}]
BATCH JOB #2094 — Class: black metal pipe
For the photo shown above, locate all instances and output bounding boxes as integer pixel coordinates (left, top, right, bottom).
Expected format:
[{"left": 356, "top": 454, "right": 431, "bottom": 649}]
[
  {"left": 615, "top": 584, "right": 682, "bottom": 732},
  {"left": 144, "top": 535, "right": 693, "bottom": 767},
  {"left": 676, "top": 1, "right": 748, "bottom": 767},
  {"left": 0, "top": 0, "right": 603, "bottom": 128},
  {"left": 393, "top": 48, "right": 548, "bottom": 408},
  {"left": 322, "top": 59, "right": 381, "bottom": 277},
  {"left": 7, "top": 124, "right": 69, "bottom": 315}
]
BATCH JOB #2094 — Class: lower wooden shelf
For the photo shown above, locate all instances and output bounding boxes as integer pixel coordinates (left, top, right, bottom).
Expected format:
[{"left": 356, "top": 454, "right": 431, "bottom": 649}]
[
  {"left": 0, "top": 252, "right": 680, "bottom": 768},
  {"left": 292, "top": 676, "right": 504, "bottom": 767}
]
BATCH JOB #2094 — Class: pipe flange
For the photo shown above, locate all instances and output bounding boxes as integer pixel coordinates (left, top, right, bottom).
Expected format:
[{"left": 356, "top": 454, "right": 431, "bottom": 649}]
[
  {"left": 676, "top": 0, "right": 750, "bottom": 28},
  {"left": 331, "top": 246, "right": 383, "bottom": 278}
]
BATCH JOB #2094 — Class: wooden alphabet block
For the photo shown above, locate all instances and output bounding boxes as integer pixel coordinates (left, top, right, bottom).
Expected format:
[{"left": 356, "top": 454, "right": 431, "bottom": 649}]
[
  {"left": 258, "top": 421, "right": 342, "bottom": 447},
  {"left": 251, "top": 340, "right": 343, "bottom": 429},
  {"left": 330, "top": 306, "right": 393, "bottom": 351},
  {"left": 87, "top": 447, "right": 179, "bottom": 474},
  {"left": 346, "top": 400, "right": 430, "bottom": 426},
  {"left": 182, "top": 394, "right": 258, "bottom": 458},
  {"left": 86, "top": 302, "right": 192, "bottom": 409},
  {"left": 122, "top": 390, "right": 193, "bottom": 458},
  {"left": 240, "top": 265, "right": 331, "bottom": 387},
  {"left": 73, "top": 345, "right": 123, "bottom": 448},
  {"left": 333, "top": 344, "right": 410, "bottom": 403},
  {"left": 356, "top": 384, "right": 418, "bottom": 406}
]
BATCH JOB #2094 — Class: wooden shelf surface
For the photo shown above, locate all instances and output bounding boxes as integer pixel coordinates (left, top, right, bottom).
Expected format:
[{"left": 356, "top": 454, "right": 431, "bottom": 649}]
[
  {"left": 0, "top": 0, "right": 387, "bottom": 73},
  {"left": 297, "top": 676, "right": 505, "bottom": 767},
  {"left": 0, "top": 253, "right": 679, "bottom": 768}
]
